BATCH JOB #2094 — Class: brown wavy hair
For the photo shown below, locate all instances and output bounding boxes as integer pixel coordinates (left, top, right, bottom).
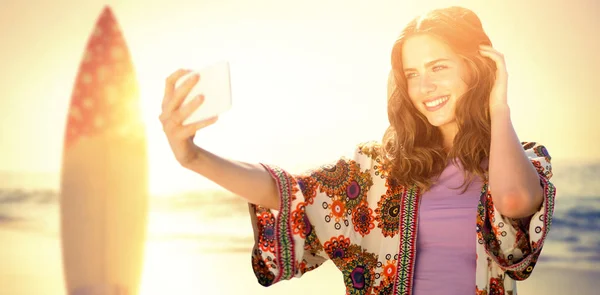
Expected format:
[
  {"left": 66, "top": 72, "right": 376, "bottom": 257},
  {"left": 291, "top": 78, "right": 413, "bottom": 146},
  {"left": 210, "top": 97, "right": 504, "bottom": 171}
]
[{"left": 381, "top": 6, "right": 497, "bottom": 192}]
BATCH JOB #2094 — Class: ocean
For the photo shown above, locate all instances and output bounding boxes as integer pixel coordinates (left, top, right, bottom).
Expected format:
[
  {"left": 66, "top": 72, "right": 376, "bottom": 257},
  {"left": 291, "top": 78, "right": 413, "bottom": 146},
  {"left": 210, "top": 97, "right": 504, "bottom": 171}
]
[{"left": 1, "top": 159, "right": 599, "bottom": 275}]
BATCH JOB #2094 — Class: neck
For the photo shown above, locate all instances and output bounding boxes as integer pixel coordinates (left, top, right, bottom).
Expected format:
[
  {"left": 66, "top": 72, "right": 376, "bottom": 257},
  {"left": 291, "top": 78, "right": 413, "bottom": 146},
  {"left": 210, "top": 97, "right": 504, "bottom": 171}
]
[{"left": 438, "top": 122, "right": 459, "bottom": 150}]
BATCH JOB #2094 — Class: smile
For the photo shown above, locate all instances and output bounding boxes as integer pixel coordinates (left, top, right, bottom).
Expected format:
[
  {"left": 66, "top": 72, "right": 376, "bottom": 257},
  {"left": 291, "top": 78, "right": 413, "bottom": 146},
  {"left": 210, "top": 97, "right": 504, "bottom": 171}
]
[{"left": 423, "top": 95, "right": 449, "bottom": 111}]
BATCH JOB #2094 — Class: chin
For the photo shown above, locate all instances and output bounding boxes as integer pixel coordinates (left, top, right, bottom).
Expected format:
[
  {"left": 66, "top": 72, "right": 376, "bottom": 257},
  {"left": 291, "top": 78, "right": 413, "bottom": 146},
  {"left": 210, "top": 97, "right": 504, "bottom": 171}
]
[{"left": 424, "top": 115, "right": 455, "bottom": 127}]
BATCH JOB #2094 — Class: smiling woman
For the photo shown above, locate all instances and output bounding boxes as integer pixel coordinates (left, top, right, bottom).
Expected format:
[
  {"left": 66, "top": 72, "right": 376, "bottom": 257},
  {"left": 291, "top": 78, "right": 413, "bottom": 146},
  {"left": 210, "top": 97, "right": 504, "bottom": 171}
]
[
  {"left": 3, "top": 1, "right": 600, "bottom": 295},
  {"left": 384, "top": 11, "right": 499, "bottom": 192},
  {"left": 158, "top": 5, "right": 555, "bottom": 295},
  {"left": 402, "top": 38, "right": 470, "bottom": 138}
]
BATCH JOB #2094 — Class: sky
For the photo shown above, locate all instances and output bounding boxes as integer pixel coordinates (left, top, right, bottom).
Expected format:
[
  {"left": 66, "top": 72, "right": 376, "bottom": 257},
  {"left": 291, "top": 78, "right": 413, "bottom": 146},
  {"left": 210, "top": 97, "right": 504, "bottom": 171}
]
[{"left": 1, "top": 0, "right": 599, "bottom": 195}]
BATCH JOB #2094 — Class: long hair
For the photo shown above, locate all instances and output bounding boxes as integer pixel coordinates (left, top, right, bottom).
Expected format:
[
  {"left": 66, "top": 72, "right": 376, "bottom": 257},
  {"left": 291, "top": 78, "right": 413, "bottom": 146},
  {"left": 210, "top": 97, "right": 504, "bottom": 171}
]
[{"left": 381, "top": 6, "right": 497, "bottom": 192}]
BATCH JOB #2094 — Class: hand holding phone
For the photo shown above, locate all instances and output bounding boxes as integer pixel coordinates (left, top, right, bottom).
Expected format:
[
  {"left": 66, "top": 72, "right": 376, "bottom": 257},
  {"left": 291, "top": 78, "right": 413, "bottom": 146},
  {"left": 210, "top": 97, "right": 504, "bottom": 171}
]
[{"left": 176, "top": 61, "right": 233, "bottom": 125}]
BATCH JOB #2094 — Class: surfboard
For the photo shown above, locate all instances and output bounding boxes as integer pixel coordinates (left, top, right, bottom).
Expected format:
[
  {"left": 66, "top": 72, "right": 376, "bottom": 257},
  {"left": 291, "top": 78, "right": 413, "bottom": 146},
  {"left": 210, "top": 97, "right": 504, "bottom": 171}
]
[{"left": 59, "top": 6, "right": 148, "bottom": 295}]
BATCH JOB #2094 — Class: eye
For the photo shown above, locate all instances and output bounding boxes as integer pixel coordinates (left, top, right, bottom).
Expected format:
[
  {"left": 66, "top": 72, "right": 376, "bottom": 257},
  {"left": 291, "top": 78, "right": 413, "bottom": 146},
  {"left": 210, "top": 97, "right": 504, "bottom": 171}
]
[
  {"left": 405, "top": 72, "right": 418, "bottom": 79},
  {"left": 432, "top": 64, "right": 448, "bottom": 72}
]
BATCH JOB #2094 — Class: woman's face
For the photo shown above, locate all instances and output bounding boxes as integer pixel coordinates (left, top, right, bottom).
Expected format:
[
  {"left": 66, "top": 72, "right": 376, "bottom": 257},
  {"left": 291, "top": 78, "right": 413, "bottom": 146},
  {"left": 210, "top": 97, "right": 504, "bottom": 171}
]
[{"left": 402, "top": 34, "right": 469, "bottom": 129}]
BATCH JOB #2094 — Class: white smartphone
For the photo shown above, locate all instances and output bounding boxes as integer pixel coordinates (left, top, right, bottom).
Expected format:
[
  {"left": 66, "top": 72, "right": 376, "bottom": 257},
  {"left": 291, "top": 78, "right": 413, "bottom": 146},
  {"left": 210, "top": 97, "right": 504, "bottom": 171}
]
[{"left": 177, "top": 60, "right": 233, "bottom": 125}]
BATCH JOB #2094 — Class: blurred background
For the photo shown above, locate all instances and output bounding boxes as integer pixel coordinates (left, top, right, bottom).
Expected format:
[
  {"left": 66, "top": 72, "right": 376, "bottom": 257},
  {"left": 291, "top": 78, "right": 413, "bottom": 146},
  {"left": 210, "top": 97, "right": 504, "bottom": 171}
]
[{"left": 1, "top": 0, "right": 599, "bottom": 294}]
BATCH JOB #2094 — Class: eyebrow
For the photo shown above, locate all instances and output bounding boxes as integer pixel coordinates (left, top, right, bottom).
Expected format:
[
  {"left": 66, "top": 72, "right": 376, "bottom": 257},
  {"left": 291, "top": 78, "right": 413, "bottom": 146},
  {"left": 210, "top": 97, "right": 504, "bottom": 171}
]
[{"left": 403, "top": 58, "right": 451, "bottom": 72}]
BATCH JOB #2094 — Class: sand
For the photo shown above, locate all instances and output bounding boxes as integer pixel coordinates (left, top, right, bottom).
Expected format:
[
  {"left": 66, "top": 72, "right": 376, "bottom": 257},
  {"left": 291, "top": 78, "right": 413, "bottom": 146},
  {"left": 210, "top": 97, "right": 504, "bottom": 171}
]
[{"left": 0, "top": 227, "right": 598, "bottom": 295}]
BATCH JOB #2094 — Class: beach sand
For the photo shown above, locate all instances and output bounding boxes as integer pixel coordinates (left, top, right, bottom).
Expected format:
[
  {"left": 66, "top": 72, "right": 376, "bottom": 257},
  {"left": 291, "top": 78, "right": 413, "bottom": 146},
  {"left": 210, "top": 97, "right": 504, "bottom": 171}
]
[{"left": 0, "top": 227, "right": 598, "bottom": 295}]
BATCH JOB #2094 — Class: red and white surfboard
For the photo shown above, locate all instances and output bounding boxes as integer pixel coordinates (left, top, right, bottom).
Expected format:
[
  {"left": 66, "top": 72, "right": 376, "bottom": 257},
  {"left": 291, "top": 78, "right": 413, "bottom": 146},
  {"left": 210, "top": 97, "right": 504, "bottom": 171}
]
[{"left": 59, "top": 6, "right": 148, "bottom": 295}]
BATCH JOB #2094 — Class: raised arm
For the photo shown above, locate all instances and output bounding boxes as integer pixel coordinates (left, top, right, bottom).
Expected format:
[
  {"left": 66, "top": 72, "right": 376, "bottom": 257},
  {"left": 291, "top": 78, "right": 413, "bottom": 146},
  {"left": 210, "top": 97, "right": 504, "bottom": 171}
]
[
  {"left": 159, "top": 69, "right": 279, "bottom": 210},
  {"left": 184, "top": 148, "right": 280, "bottom": 210}
]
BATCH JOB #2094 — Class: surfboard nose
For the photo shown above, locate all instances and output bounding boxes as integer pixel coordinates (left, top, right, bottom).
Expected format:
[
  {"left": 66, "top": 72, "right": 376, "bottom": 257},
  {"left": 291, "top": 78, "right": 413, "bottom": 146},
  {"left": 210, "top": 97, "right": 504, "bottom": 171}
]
[
  {"left": 64, "top": 4, "right": 143, "bottom": 149},
  {"left": 101, "top": 5, "right": 115, "bottom": 17}
]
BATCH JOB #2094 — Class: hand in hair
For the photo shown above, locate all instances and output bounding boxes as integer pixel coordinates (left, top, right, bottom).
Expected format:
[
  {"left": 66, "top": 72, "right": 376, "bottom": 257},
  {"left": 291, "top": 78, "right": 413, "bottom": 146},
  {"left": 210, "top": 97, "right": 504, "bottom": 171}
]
[{"left": 478, "top": 45, "right": 509, "bottom": 112}]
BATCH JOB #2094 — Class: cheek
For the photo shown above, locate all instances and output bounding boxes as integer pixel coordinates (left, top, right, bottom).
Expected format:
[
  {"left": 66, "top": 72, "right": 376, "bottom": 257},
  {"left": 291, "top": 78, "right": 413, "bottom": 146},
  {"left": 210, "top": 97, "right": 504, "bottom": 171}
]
[
  {"left": 452, "top": 78, "right": 469, "bottom": 99},
  {"left": 435, "top": 75, "right": 456, "bottom": 88},
  {"left": 435, "top": 75, "right": 468, "bottom": 98},
  {"left": 407, "top": 83, "right": 421, "bottom": 107},
  {"left": 444, "top": 70, "right": 469, "bottom": 96}
]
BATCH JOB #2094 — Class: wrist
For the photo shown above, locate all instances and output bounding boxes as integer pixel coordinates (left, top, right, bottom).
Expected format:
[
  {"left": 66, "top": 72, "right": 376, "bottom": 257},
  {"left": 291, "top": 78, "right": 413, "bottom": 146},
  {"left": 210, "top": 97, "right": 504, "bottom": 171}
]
[{"left": 181, "top": 146, "right": 206, "bottom": 171}]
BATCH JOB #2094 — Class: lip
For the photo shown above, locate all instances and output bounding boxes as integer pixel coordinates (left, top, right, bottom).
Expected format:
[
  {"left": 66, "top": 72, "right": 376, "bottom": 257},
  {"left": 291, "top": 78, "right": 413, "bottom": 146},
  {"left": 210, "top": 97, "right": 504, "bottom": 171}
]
[
  {"left": 423, "top": 95, "right": 449, "bottom": 103},
  {"left": 423, "top": 95, "right": 450, "bottom": 112}
]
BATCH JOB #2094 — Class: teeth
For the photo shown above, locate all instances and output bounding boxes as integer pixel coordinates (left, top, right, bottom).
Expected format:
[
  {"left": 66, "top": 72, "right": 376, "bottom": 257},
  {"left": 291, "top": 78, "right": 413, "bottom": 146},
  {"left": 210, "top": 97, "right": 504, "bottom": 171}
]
[{"left": 424, "top": 96, "right": 449, "bottom": 108}]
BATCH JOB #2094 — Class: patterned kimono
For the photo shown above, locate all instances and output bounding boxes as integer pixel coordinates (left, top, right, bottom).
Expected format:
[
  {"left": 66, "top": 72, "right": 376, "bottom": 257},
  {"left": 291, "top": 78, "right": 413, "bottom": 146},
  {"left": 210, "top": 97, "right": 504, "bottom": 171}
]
[{"left": 248, "top": 141, "right": 556, "bottom": 295}]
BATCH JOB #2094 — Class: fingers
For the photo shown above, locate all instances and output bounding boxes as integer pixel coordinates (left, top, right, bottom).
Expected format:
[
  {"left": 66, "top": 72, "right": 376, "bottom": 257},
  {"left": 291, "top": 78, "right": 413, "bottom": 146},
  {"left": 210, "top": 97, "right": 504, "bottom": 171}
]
[
  {"left": 479, "top": 45, "right": 502, "bottom": 54},
  {"left": 159, "top": 93, "right": 216, "bottom": 140},
  {"left": 162, "top": 69, "right": 192, "bottom": 111},
  {"left": 479, "top": 45, "right": 508, "bottom": 77},
  {"left": 165, "top": 72, "right": 200, "bottom": 114},
  {"left": 160, "top": 69, "right": 216, "bottom": 141},
  {"left": 174, "top": 94, "right": 204, "bottom": 124},
  {"left": 478, "top": 45, "right": 504, "bottom": 63},
  {"left": 176, "top": 116, "right": 219, "bottom": 140}
]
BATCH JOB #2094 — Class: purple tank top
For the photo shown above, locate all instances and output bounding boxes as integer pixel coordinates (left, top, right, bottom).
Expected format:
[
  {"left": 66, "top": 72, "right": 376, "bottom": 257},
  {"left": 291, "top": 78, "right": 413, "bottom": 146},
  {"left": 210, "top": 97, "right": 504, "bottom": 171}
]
[{"left": 412, "top": 160, "right": 484, "bottom": 295}]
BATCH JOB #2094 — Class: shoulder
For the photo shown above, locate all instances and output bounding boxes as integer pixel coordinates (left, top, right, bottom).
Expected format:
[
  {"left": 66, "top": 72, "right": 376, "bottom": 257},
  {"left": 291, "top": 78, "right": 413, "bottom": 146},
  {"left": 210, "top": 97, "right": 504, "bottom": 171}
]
[
  {"left": 302, "top": 141, "right": 383, "bottom": 178},
  {"left": 352, "top": 140, "right": 385, "bottom": 170},
  {"left": 356, "top": 140, "right": 384, "bottom": 159}
]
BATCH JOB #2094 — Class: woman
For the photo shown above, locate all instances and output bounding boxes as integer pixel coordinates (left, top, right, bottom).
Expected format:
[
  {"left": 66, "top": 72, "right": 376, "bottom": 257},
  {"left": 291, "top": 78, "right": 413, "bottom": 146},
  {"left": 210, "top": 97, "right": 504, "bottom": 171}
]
[{"left": 159, "top": 6, "right": 556, "bottom": 295}]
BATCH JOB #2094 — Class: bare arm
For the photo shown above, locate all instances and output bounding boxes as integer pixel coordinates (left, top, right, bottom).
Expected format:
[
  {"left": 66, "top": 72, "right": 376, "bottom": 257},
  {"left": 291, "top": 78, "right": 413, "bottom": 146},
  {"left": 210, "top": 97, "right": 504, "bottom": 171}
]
[
  {"left": 183, "top": 147, "right": 280, "bottom": 210},
  {"left": 159, "top": 69, "right": 280, "bottom": 210},
  {"left": 488, "top": 105, "right": 543, "bottom": 219},
  {"left": 479, "top": 45, "right": 544, "bottom": 219}
]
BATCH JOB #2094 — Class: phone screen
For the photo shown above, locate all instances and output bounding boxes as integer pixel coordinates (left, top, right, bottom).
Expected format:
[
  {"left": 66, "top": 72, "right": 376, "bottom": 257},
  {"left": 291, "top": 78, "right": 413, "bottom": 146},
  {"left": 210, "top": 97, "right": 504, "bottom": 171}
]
[{"left": 178, "top": 61, "right": 233, "bottom": 125}]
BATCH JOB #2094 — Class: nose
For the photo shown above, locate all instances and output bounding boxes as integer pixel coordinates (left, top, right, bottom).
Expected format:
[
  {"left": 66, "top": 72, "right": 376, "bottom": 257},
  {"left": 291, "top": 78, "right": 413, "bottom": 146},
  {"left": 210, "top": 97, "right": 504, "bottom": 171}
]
[{"left": 419, "top": 74, "right": 436, "bottom": 95}]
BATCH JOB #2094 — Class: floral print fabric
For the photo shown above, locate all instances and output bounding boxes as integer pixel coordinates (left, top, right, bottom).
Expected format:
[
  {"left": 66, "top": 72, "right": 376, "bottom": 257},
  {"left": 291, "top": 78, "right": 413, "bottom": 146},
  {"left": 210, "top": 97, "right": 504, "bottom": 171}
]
[{"left": 248, "top": 141, "right": 556, "bottom": 295}]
